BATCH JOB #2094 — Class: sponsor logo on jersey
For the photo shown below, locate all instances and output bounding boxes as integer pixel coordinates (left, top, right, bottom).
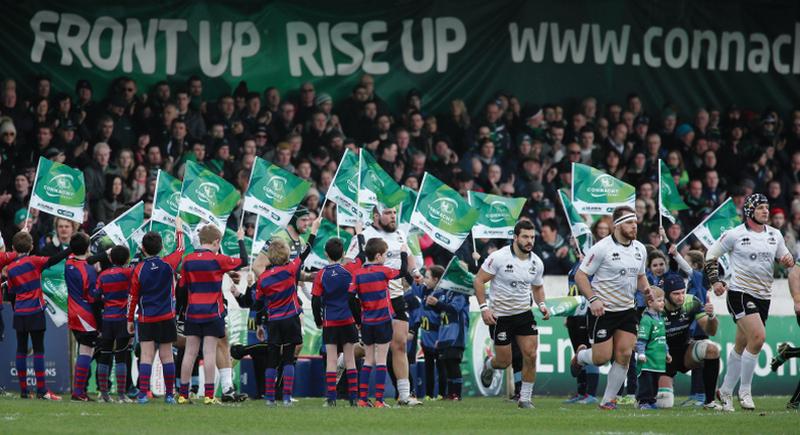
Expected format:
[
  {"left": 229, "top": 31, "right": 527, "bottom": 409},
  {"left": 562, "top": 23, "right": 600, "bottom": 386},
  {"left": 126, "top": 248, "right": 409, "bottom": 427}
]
[
  {"left": 611, "top": 252, "right": 621, "bottom": 261},
  {"left": 741, "top": 237, "right": 751, "bottom": 246},
  {"left": 505, "top": 264, "right": 514, "bottom": 272}
]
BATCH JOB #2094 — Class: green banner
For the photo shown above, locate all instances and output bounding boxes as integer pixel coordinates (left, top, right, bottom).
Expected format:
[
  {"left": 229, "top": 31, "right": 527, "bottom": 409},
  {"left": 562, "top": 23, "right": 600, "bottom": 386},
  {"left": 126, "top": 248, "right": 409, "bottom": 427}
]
[
  {"left": 468, "top": 191, "right": 525, "bottom": 240},
  {"left": 152, "top": 170, "right": 182, "bottom": 227},
  {"left": 303, "top": 219, "right": 353, "bottom": 270},
  {"left": 221, "top": 227, "right": 252, "bottom": 258},
  {"left": 659, "top": 159, "right": 688, "bottom": 224},
  {"left": 571, "top": 163, "right": 636, "bottom": 215},
  {"left": 243, "top": 157, "right": 310, "bottom": 227},
  {"left": 327, "top": 149, "right": 360, "bottom": 227},
  {"left": 3, "top": 2, "right": 799, "bottom": 117},
  {"left": 41, "top": 260, "right": 68, "bottom": 327},
  {"left": 29, "top": 157, "right": 86, "bottom": 223},
  {"left": 436, "top": 257, "right": 475, "bottom": 296},
  {"left": 358, "top": 150, "right": 406, "bottom": 222},
  {"left": 557, "top": 190, "right": 593, "bottom": 253},
  {"left": 411, "top": 172, "right": 479, "bottom": 253},
  {"left": 96, "top": 201, "right": 145, "bottom": 246}
]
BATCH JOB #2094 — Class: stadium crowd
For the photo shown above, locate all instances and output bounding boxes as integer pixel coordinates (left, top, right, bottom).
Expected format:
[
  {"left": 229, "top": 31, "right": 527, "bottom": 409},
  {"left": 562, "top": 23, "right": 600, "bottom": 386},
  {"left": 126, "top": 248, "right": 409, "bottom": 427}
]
[{"left": 2, "top": 73, "right": 800, "bottom": 410}]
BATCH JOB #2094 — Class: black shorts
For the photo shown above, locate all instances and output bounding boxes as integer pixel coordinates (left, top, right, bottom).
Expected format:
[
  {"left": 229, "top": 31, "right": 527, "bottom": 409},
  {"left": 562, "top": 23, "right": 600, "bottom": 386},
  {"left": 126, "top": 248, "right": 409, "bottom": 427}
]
[
  {"left": 391, "top": 296, "right": 408, "bottom": 322},
  {"left": 587, "top": 309, "right": 639, "bottom": 344},
  {"left": 72, "top": 330, "right": 98, "bottom": 347},
  {"left": 138, "top": 318, "right": 178, "bottom": 344},
  {"left": 727, "top": 290, "right": 769, "bottom": 325},
  {"left": 267, "top": 316, "right": 303, "bottom": 345},
  {"left": 184, "top": 318, "right": 226, "bottom": 338},
  {"left": 439, "top": 348, "right": 464, "bottom": 360},
  {"left": 361, "top": 321, "right": 393, "bottom": 345},
  {"left": 566, "top": 315, "right": 589, "bottom": 350},
  {"left": 322, "top": 324, "right": 358, "bottom": 346},
  {"left": 489, "top": 311, "right": 538, "bottom": 346},
  {"left": 13, "top": 312, "right": 46, "bottom": 332},
  {"left": 665, "top": 342, "right": 691, "bottom": 378},
  {"left": 101, "top": 320, "right": 130, "bottom": 340}
]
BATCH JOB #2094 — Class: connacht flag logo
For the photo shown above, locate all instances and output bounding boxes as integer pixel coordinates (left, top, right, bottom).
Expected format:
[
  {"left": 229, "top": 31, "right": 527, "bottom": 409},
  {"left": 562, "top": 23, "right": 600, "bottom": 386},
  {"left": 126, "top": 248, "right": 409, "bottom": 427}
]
[
  {"left": 303, "top": 219, "right": 353, "bottom": 270},
  {"left": 410, "top": 172, "right": 479, "bottom": 252},
  {"left": 436, "top": 257, "right": 475, "bottom": 296},
  {"left": 468, "top": 191, "right": 525, "bottom": 239},
  {"left": 243, "top": 157, "right": 310, "bottom": 227},
  {"left": 571, "top": 163, "right": 635, "bottom": 215},
  {"left": 152, "top": 170, "right": 183, "bottom": 226},
  {"left": 180, "top": 160, "right": 241, "bottom": 230},
  {"left": 658, "top": 159, "right": 688, "bottom": 223},
  {"left": 30, "top": 157, "right": 86, "bottom": 223}
]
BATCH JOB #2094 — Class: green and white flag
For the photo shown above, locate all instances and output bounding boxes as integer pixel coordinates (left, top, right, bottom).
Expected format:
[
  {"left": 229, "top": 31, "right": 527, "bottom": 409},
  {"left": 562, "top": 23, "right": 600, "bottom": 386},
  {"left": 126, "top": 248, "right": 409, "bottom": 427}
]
[
  {"left": 571, "top": 162, "right": 635, "bottom": 215},
  {"left": 243, "top": 157, "right": 310, "bottom": 228},
  {"left": 534, "top": 296, "right": 588, "bottom": 318},
  {"left": 407, "top": 228, "right": 425, "bottom": 269},
  {"left": 411, "top": 172, "right": 479, "bottom": 253},
  {"left": 96, "top": 201, "right": 145, "bottom": 246},
  {"left": 327, "top": 149, "right": 360, "bottom": 227},
  {"left": 359, "top": 150, "right": 407, "bottom": 221},
  {"left": 468, "top": 191, "right": 525, "bottom": 239},
  {"left": 144, "top": 220, "right": 191, "bottom": 257},
  {"left": 436, "top": 257, "right": 475, "bottom": 296},
  {"left": 303, "top": 219, "right": 354, "bottom": 270},
  {"left": 221, "top": 227, "right": 253, "bottom": 258},
  {"left": 679, "top": 197, "right": 741, "bottom": 249},
  {"left": 658, "top": 159, "right": 688, "bottom": 223},
  {"left": 179, "top": 160, "right": 241, "bottom": 230},
  {"left": 152, "top": 170, "right": 182, "bottom": 226},
  {"left": 251, "top": 215, "right": 283, "bottom": 255},
  {"left": 41, "top": 261, "right": 68, "bottom": 327},
  {"left": 558, "top": 190, "right": 593, "bottom": 253},
  {"left": 399, "top": 186, "right": 417, "bottom": 228},
  {"left": 29, "top": 157, "right": 86, "bottom": 223}
]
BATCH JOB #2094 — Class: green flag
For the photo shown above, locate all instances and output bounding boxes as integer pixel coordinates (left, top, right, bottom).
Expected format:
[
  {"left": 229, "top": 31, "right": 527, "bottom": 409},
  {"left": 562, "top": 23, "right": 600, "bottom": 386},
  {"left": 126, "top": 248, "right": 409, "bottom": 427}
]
[
  {"left": 243, "top": 157, "right": 310, "bottom": 227},
  {"left": 96, "top": 201, "right": 145, "bottom": 246},
  {"left": 468, "top": 191, "right": 525, "bottom": 239},
  {"left": 436, "top": 257, "right": 475, "bottom": 296},
  {"left": 41, "top": 261, "right": 68, "bottom": 327},
  {"left": 152, "top": 170, "right": 182, "bottom": 226},
  {"left": 327, "top": 149, "right": 360, "bottom": 226},
  {"left": 534, "top": 296, "right": 589, "bottom": 319},
  {"left": 571, "top": 163, "right": 635, "bottom": 215},
  {"left": 303, "top": 219, "right": 354, "bottom": 269},
  {"left": 680, "top": 198, "right": 741, "bottom": 249},
  {"left": 179, "top": 160, "right": 241, "bottom": 230},
  {"left": 411, "top": 172, "right": 479, "bottom": 253},
  {"left": 558, "top": 190, "right": 593, "bottom": 253},
  {"left": 359, "top": 150, "right": 406, "bottom": 221},
  {"left": 407, "top": 228, "right": 425, "bottom": 269},
  {"left": 221, "top": 227, "right": 253, "bottom": 258},
  {"left": 659, "top": 159, "right": 688, "bottom": 223},
  {"left": 143, "top": 220, "right": 193, "bottom": 257},
  {"left": 251, "top": 215, "right": 283, "bottom": 255},
  {"left": 29, "top": 157, "right": 86, "bottom": 223},
  {"left": 399, "top": 186, "right": 418, "bottom": 229}
]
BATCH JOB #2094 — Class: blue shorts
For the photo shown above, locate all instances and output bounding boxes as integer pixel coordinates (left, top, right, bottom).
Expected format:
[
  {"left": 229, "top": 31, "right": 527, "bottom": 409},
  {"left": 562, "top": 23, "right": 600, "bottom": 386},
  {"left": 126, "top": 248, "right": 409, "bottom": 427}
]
[
  {"left": 184, "top": 318, "right": 226, "bottom": 338},
  {"left": 361, "top": 321, "right": 392, "bottom": 345}
]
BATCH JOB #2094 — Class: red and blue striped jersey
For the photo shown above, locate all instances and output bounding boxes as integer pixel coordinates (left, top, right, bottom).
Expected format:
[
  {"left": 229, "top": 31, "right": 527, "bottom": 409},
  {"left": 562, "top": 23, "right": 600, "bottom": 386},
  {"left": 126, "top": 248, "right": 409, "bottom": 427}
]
[
  {"left": 257, "top": 257, "right": 302, "bottom": 321},
  {"left": 0, "top": 252, "right": 18, "bottom": 304},
  {"left": 96, "top": 266, "right": 133, "bottom": 322},
  {"left": 311, "top": 260, "right": 362, "bottom": 327},
  {"left": 179, "top": 249, "right": 242, "bottom": 323},
  {"left": 7, "top": 254, "right": 48, "bottom": 316},
  {"left": 128, "top": 232, "right": 185, "bottom": 323},
  {"left": 350, "top": 263, "right": 400, "bottom": 325},
  {"left": 66, "top": 256, "right": 100, "bottom": 332}
]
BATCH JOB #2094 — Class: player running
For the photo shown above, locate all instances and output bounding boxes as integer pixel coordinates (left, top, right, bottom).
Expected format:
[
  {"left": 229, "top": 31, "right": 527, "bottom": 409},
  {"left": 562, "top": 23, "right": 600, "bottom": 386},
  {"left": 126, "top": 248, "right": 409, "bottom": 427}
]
[
  {"left": 178, "top": 223, "right": 247, "bottom": 405},
  {"left": 127, "top": 217, "right": 185, "bottom": 404},
  {"left": 476, "top": 220, "right": 550, "bottom": 409},
  {"left": 705, "top": 194, "right": 794, "bottom": 411},
  {"left": 571, "top": 206, "right": 651, "bottom": 410}
]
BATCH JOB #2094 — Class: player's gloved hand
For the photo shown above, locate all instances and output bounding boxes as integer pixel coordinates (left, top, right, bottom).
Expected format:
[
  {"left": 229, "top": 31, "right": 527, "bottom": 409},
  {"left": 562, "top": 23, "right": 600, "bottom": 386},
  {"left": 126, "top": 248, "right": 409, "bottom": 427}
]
[
  {"left": 480, "top": 307, "right": 497, "bottom": 326},
  {"left": 589, "top": 299, "right": 605, "bottom": 317},
  {"left": 712, "top": 281, "right": 727, "bottom": 296}
]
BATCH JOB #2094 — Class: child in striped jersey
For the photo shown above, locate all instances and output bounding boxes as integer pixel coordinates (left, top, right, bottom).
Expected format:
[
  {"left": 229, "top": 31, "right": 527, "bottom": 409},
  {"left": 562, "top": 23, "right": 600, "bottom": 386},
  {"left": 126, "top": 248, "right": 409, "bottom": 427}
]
[{"left": 350, "top": 238, "right": 410, "bottom": 408}]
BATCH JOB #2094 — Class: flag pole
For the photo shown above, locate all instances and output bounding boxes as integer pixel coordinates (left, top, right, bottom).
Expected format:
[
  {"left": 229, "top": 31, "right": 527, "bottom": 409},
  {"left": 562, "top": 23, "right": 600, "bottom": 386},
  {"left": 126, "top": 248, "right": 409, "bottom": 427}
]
[
  {"left": 676, "top": 197, "right": 734, "bottom": 247},
  {"left": 558, "top": 191, "right": 583, "bottom": 258},
  {"left": 25, "top": 158, "right": 43, "bottom": 230}
]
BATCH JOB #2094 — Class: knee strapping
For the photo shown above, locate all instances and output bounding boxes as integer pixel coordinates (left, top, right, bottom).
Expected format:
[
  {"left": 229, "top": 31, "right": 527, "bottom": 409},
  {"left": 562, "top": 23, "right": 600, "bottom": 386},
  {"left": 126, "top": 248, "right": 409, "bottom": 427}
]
[
  {"left": 656, "top": 388, "right": 674, "bottom": 408},
  {"left": 692, "top": 340, "right": 720, "bottom": 363}
]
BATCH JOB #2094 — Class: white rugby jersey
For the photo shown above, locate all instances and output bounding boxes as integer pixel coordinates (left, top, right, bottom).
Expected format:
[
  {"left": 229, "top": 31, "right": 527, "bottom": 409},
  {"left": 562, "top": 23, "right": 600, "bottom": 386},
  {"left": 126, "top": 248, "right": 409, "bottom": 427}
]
[
  {"left": 347, "top": 225, "right": 408, "bottom": 298},
  {"left": 579, "top": 235, "right": 646, "bottom": 312},
  {"left": 708, "top": 224, "right": 790, "bottom": 300},
  {"left": 481, "top": 245, "right": 545, "bottom": 317}
]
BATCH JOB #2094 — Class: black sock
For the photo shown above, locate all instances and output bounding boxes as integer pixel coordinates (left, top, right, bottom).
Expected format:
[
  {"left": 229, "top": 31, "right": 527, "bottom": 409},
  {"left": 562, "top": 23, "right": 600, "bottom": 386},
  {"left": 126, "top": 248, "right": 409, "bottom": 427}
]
[
  {"left": 577, "top": 368, "right": 587, "bottom": 396},
  {"left": 791, "top": 379, "right": 800, "bottom": 404},
  {"left": 703, "top": 359, "right": 720, "bottom": 404},
  {"left": 586, "top": 372, "right": 599, "bottom": 397}
]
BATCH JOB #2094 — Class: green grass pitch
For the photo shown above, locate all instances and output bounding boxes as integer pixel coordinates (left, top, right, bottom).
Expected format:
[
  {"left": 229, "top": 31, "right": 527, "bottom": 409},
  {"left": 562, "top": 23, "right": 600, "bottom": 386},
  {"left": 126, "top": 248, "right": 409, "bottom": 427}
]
[{"left": 1, "top": 396, "right": 798, "bottom": 434}]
